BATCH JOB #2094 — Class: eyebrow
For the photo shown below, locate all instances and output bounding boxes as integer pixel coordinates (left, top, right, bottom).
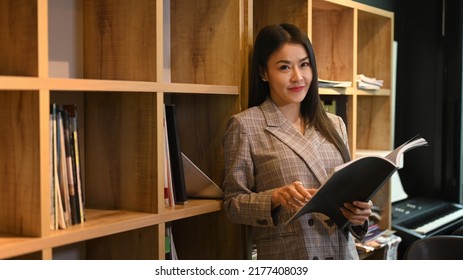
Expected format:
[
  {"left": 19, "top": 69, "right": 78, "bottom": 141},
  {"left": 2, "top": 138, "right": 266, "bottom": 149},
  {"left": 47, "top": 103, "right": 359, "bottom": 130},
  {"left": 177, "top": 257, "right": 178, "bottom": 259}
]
[{"left": 274, "top": 56, "right": 310, "bottom": 64}]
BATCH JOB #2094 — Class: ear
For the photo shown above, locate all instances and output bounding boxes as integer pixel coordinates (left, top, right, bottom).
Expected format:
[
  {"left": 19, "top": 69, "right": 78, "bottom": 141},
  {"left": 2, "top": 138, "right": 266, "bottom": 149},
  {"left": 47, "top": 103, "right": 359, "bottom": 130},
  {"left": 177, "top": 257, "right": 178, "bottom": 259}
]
[{"left": 259, "top": 67, "right": 268, "bottom": 82}]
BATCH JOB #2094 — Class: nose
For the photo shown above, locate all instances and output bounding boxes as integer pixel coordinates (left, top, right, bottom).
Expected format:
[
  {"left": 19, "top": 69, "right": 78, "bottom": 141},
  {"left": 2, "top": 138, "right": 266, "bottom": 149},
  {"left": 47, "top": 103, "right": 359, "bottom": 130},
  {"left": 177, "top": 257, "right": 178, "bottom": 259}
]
[{"left": 291, "top": 67, "right": 303, "bottom": 82}]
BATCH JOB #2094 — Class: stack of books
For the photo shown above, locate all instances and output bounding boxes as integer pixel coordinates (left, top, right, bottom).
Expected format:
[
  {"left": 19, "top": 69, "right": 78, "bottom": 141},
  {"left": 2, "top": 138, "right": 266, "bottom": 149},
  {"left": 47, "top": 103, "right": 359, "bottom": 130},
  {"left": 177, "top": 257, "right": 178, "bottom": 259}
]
[{"left": 50, "top": 104, "right": 84, "bottom": 230}]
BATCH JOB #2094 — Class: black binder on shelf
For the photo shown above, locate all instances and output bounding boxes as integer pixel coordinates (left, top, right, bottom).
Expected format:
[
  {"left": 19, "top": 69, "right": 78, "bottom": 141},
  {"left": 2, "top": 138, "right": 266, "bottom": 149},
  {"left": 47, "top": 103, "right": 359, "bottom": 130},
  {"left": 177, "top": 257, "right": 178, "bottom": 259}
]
[{"left": 165, "top": 104, "right": 188, "bottom": 205}]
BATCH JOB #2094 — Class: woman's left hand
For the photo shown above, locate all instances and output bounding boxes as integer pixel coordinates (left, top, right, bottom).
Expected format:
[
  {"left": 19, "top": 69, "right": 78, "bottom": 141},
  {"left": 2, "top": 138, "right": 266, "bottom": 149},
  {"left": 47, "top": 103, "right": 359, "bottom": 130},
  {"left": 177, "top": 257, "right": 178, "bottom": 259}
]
[{"left": 340, "top": 200, "right": 373, "bottom": 226}]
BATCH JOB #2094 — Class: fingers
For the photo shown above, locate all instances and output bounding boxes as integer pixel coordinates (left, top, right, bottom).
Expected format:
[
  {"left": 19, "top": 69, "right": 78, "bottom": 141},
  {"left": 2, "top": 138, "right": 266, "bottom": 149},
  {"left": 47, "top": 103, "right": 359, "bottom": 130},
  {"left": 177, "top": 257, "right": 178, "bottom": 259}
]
[
  {"left": 276, "top": 181, "right": 313, "bottom": 210},
  {"left": 352, "top": 200, "right": 373, "bottom": 209},
  {"left": 343, "top": 202, "right": 373, "bottom": 214},
  {"left": 282, "top": 192, "right": 305, "bottom": 210},
  {"left": 307, "top": 188, "right": 318, "bottom": 196},
  {"left": 293, "top": 181, "right": 312, "bottom": 202},
  {"left": 341, "top": 201, "right": 372, "bottom": 225},
  {"left": 292, "top": 181, "right": 314, "bottom": 206}
]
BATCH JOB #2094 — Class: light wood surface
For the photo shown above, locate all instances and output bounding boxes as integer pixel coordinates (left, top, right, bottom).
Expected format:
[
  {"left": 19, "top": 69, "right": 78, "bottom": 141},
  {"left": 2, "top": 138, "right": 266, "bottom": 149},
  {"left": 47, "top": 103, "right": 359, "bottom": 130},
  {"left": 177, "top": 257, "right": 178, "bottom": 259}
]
[
  {"left": 0, "top": 91, "right": 41, "bottom": 237},
  {"left": 171, "top": 0, "right": 240, "bottom": 86},
  {"left": 0, "top": 0, "right": 38, "bottom": 76},
  {"left": 0, "top": 76, "right": 239, "bottom": 94}
]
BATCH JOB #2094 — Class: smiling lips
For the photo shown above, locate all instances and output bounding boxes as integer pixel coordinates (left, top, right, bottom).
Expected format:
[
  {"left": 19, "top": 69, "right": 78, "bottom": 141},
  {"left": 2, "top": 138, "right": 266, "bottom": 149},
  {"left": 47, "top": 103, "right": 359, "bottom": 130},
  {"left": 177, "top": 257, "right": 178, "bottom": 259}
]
[{"left": 289, "top": 86, "right": 306, "bottom": 92}]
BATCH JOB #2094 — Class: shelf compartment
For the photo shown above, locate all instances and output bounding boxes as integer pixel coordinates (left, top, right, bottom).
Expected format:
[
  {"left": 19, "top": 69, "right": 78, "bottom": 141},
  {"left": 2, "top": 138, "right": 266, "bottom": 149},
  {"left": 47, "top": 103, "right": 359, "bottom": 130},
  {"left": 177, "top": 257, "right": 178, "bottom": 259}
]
[
  {"left": 0, "top": 0, "right": 38, "bottom": 77},
  {"left": 172, "top": 210, "right": 249, "bottom": 260},
  {"left": 48, "top": 0, "right": 84, "bottom": 79},
  {"left": 357, "top": 10, "right": 393, "bottom": 90},
  {"left": 168, "top": 93, "right": 240, "bottom": 185},
  {"left": 50, "top": 90, "right": 160, "bottom": 220},
  {"left": 253, "top": 0, "right": 309, "bottom": 37},
  {"left": 356, "top": 95, "right": 392, "bottom": 151},
  {"left": 170, "top": 0, "right": 241, "bottom": 86},
  {"left": 85, "top": 225, "right": 160, "bottom": 259},
  {"left": 83, "top": 0, "right": 158, "bottom": 82},
  {"left": 312, "top": 0, "right": 354, "bottom": 83},
  {"left": 0, "top": 91, "right": 42, "bottom": 237},
  {"left": 82, "top": 91, "right": 159, "bottom": 213}
]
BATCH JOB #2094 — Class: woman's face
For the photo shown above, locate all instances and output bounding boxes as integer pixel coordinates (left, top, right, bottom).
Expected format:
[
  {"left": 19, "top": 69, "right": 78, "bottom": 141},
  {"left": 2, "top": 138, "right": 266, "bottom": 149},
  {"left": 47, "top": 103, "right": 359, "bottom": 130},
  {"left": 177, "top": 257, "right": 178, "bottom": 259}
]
[{"left": 262, "top": 43, "right": 313, "bottom": 109}]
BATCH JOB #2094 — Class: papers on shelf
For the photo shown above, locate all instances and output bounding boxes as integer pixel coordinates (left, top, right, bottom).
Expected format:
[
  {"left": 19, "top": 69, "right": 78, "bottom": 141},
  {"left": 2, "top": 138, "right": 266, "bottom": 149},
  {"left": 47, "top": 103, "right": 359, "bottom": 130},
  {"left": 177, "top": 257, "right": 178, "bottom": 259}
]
[
  {"left": 318, "top": 78, "right": 352, "bottom": 88},
  {"left": 319, "top": 74, "right": 385, "bottom": 90},
  {"left": 357, "top": 74, "right": 384, "bottom": 90}
]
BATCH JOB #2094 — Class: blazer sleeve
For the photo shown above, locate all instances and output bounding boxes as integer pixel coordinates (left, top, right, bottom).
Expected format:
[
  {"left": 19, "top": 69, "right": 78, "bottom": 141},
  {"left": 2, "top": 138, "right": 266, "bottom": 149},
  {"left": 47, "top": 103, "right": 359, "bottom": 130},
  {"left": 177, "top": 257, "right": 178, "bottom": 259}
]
[{"left": 222, "top": 115, "right": 278, "bottom": 228}]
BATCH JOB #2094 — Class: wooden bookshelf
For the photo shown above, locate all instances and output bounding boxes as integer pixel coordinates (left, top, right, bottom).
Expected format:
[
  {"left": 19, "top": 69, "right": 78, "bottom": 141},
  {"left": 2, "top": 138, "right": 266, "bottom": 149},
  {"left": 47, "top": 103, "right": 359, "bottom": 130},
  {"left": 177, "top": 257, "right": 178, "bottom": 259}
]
[
  {"left": 0, "top": 0, "right": 393, "bottom": 260},
  {"left": 0, "top": 0, "right": 246, "bottom": 260}
]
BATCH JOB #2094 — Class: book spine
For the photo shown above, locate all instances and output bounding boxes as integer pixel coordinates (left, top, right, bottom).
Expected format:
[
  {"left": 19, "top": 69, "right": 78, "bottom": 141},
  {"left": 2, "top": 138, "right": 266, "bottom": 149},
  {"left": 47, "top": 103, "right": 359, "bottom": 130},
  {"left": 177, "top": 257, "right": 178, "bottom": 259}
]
[
  {"left": 62, "top": 108, "right": 78, "bottom": 225},
  {"left": 72, "top": 125, "right": 84, "bottom": 223},
  {"left": 57, "top": 109, "right": 72, "bottom": 227},
  {"left": 51, "top": 104, "right": 67, "bottom": 229},
  {"left": 49, "top": 112, "right": 56, "bottom": 230},
  {"left": 73, "top": 106, "right": 85, "bottom": 223},
  {"left": 63, "top": 104, "right": 84, "bottom": 224}
]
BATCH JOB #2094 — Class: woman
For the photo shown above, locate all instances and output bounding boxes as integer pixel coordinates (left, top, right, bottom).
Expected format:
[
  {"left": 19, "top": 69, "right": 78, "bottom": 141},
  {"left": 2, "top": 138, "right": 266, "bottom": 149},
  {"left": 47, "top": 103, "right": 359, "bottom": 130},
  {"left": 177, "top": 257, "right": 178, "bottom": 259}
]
[{"left": 222, "top": 23, "right": 372, "bottom": 260}]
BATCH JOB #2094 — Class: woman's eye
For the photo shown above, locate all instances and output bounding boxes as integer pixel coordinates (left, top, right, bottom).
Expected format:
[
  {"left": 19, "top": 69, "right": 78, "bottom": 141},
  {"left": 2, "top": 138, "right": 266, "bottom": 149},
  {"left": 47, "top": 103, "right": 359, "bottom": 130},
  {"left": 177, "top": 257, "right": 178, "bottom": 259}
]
[
  {"left": 301, "top": 61, "right": 311, "bottom": 68},
  {"left": 279, "top": 65, "right": 290, "bottom": 70}
]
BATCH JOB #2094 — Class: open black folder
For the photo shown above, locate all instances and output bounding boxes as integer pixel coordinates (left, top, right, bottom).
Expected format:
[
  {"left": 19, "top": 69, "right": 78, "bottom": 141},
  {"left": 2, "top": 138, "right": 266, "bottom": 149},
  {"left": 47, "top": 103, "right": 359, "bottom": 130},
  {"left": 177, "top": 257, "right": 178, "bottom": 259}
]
[{"left": 285, "top": 136, "right": 428, "bottom": 230}]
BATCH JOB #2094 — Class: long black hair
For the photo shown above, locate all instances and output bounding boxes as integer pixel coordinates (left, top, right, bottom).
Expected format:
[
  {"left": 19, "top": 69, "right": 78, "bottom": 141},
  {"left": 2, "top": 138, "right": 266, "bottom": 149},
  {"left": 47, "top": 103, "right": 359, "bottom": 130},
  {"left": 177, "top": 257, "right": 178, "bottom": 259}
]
[{"left": 249, "top": 23, "right": 350, "bottom": 162}]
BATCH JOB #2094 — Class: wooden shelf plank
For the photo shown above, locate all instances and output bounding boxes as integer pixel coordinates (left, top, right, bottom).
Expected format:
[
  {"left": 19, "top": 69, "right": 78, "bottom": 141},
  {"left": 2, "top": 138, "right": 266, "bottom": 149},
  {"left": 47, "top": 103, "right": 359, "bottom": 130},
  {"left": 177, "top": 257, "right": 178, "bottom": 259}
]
[
  {"left": 319, "top": 87, "right": 355, "bottom": 96},
  {"left": 0, "top": 199, "right": 222, "bottom": 259},
  {"left": 0, "top": 76, "right": 239, "bottom": 95},
  {"left": 357, "top": 88, "right": 391, "bottom": 96}
]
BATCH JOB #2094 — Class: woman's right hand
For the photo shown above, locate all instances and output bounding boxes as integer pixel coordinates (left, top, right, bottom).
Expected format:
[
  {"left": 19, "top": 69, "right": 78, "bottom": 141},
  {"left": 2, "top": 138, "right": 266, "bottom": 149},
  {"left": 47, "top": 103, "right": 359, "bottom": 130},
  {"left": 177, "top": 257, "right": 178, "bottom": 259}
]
[{"left": 271, "top": 181, "right": 316, "bottom": 210}]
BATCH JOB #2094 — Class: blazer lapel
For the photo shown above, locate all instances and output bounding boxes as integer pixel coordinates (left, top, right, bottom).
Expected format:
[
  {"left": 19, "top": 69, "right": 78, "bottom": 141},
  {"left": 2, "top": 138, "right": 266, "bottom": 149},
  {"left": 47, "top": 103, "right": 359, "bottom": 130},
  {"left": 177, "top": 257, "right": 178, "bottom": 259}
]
[{"left": 260, "top": 99, "right": 328, "bottom": 184}]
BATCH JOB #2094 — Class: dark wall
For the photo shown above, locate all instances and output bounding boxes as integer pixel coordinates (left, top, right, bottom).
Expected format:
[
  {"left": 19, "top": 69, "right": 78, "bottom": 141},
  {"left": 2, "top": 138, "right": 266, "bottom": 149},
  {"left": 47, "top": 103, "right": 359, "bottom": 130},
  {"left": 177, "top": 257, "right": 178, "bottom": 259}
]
[
  {"left": 441, "top": 0, "right": 462, "bottom": 202},
  {"left": 358, "top": 0, "right": 462, "bottom": 202},
  {"left": 394, "top": 1, "right": 463, "bottom": 202},
  {"left": 394, "top": 0, "right": 446, "bottom": 199}
]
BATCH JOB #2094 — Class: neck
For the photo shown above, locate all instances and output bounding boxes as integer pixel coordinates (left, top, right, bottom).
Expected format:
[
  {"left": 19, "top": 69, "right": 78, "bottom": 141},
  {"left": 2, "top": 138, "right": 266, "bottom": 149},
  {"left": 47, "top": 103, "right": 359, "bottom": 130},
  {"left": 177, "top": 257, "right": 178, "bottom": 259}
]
[
  {"left": 281, "top": 108, "right": 305, "bottom": 134},
  {"left": 277, "top": 103, "right": 300, "bottom": 122},
  {"left": 272, "top": 99, "right": 305, "bottom": 134}
]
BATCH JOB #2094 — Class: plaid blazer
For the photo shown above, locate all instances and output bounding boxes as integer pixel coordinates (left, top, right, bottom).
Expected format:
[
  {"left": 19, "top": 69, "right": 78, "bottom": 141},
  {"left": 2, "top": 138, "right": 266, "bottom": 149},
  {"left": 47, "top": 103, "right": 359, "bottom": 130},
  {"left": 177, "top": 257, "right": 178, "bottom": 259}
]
[{"left": 222, "top": 98, "right": 360, "bottom": 260}]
